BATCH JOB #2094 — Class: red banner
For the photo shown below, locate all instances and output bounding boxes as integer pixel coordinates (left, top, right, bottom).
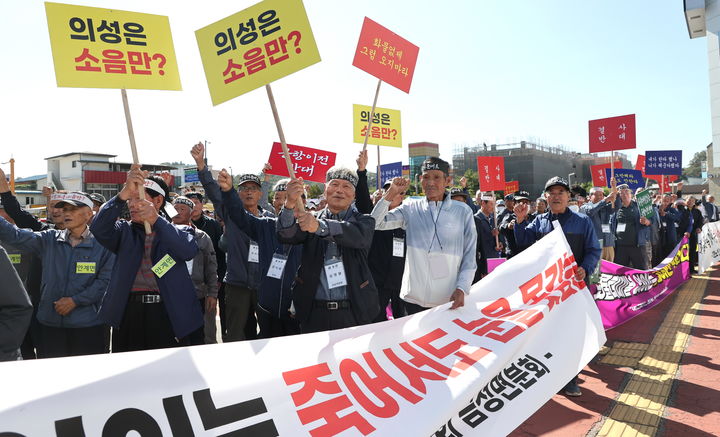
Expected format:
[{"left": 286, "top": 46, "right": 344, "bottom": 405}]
[
  {"left": 477, "top": 157, "right": 505, "bottom": 191},
  {"left": 266, "top": 143, "right": 336, "bottom": 183},
  {"left": 588, "top": 114, "right": 636, "bottom": 153},
  {"left": 352, "top": 17, "right": 419, "bottom": 93},
  {"left": 590, "top": 161, "right": 622, "bottom": 187},
  {"left": 503, "top": 180, "right": 519, "bottom": 195}
]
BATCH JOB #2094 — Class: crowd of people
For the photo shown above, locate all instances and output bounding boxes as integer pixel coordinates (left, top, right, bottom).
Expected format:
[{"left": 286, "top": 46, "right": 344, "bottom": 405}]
[{"left": 0, "top": 145, "right": 715, "bottom": 397}]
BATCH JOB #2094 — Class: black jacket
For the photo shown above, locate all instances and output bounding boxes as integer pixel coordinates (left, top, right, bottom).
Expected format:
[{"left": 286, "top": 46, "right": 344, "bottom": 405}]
[
  {"left": 277, "top": 208, "right": 379, "bottom": 326},
  {"left": 0, "top": 245, "right": 32, "bottom": 361}
]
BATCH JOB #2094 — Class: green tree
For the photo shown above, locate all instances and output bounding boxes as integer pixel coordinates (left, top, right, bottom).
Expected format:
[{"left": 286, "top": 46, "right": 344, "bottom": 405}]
[
  {"left": 306, "top": 183, "right": 324, "bottom": 198},
  {"left": 457, "top": 169, "right": 479, "bottom": 193},
  {"left": 683, "top": 150, "right": 706, "bottom": 179}
]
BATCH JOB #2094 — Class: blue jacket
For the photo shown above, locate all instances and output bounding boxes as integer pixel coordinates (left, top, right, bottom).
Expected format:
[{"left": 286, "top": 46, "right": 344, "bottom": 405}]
[
  {"left": 222, "top": 188, "right": 301, "bottom": 320},
  {"left": 514, "top": 208, "right": 601, "bottom": 275},
  {"left": 199, "top": 167, "right": 272, "bottom": 289},
  {"left": 0, "top": 217, "right": 113, "bottom": 328},
  {"left": 610, "top": 199, "right": 651, "bottom": 247},
  {"left": 580, "top": 199, "right": 615, "bottom": 248},
  {"left": 656, "top": 205, "right": 682, "bottom": 247},
  {"left": 90, "top": 196, "right": 202, "bottom": 339}
]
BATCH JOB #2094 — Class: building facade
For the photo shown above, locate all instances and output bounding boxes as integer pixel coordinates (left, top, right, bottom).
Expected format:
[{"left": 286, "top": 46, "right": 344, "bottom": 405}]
[{"left": 408, "top": 141, "right": 440, "bottom": 183}]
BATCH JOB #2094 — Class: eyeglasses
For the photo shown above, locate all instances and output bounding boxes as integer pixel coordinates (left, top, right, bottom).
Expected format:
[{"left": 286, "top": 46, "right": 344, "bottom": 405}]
[{"left": 238, "top": 185, "right": 260, "bottom": 192}]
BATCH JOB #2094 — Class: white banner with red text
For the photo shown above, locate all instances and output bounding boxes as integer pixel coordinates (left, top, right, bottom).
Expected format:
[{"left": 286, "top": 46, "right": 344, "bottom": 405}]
[
  {"left": 0, "top": 227, "right": 605, "bottom": 436},
  {"left": 698, "top": 221, "right": 720, "bottom": 274}
]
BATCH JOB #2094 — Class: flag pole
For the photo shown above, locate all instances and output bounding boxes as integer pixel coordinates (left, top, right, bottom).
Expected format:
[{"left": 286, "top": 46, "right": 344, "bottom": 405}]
[{"left": 120, "top": 88, "right": 152, "bottom": 234}]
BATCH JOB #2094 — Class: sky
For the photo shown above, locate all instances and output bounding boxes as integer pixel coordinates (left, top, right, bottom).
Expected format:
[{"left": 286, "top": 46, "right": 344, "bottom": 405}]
[{"left": 0, "top": 0, "right": 712, "bottom": 180}]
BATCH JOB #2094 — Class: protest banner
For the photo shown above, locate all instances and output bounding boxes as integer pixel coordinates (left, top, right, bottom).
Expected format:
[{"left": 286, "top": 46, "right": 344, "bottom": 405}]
[
  {"left": 352, "top": 104, "right": 402, "bottom": 148},
  {"left": 45, "top": 2, "right": 181, "bottom": 90},
  {"left": 0, "top": 227, "right": 605, "bottom": 436},
  {"left": 266, "top": 142, "right": 335, "bottom": 183},
  {"left": 477, "top": 157, "right": 505, "bottom": 192},
  {"left": 195, "top": 0, "right": 320, "bottom": 106},
  {"left": 589, "top": 161, "right": 622, "bottom": 187},
  {"left": 504, "top": 181, "right": 519, "bottom": 195},
  {"left": 604, "top": 168, "right": 643, "bottom": 191},
  {"left": 378, "top": 162, "right": 402, "bottom": 185},
  {"left": 635, "top": 189, "right": 654, "bottom": 219},
  {"left": 592, "top": 237, "right": 690, "bottom": 330},
  {"left": 46, "top": 2, "right": 182, "bottom": 233},
  {"left": 635, "top": 154, "right": 647, "bottom": 178},
  {"left": 645, "top": 150, "right": 682, "bottom": 176},
  {"left": 698, "top": 221, "right": 720, "bottom": 274},
  {"left": 352, "top": 17, "right": 419, "bottom": 94},
  {"left": 588, "top": 114, "right": 636, "bottom": 154},
  {"left": 352, "top": 17, "right": 419, "bottom": 151},
  {"left": 183, "top": 167, "right": 199, "bottom": 184}
]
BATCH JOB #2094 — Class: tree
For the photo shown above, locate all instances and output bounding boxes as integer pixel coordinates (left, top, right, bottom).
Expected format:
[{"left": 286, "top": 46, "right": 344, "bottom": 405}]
[
  {"left": 683, "top": 150, "right": 706, "bottom": 179},
  {"left": 306, "top": 183, "right": 324, "bottom": 198},
  {"left": 457, "top": 169, "right": 479, "bottom": 193}
]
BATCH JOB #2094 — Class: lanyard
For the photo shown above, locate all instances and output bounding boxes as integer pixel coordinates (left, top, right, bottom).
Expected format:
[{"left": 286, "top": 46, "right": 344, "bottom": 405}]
[{"left": 428, "top": 200, "right": 444, "bottom": 252}]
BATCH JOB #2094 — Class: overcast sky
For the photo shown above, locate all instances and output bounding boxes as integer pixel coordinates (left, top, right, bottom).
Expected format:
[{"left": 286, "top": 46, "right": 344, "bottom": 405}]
[{"left": 1, "top": 0, "right": 711, "bottom": 179}]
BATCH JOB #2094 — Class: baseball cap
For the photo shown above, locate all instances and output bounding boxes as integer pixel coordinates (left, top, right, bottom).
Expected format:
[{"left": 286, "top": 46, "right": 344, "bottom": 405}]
[
  {"left": 88, "top": 193, "right": 106, "bottom": 205},
  {"left": 514, "top": 190, "right": 530, "bottom": 201},
  {"left": 237, "top": 174, "right": 261, "bottom": 186},
  {"left": 55, "top": 192, "right": 94, "bottom": 209},
  {"left": 544, "top": 176, "right": 570, "bottom": 192},
  {"left": 504, "top": 194, "right": 515, "bottom": 201},
  {"left": 449, "top": 187, "right": 469, "bottom": 199}
]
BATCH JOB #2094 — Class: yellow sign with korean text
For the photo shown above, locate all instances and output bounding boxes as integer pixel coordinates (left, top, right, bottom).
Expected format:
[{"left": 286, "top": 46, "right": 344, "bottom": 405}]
[
  {"left": 151, "top": 254, "right": 176, "bottom": 278},
  {"left": 195, "top": 0, "right": 321, "bottom": 106},
  {"left": 352, "top": 104, "right": 402, "bottom": 148},
  {"left": 76, "top": 262, "right": 96, "bottom": 274},
  {"left": 45, "top": 2, "right": 181, "bottom": 90}
]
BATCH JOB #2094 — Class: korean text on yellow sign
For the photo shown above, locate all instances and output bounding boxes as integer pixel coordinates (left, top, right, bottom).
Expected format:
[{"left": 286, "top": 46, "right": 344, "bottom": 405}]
[
  {"left": 352, "top": 104, "right": 402, "bottom": 148},
  {"left": 45, "top": 2, "right": 181, "bottom": 90},
  {"left": 195, "top": 0, "right": 321, "bottom": 106}
]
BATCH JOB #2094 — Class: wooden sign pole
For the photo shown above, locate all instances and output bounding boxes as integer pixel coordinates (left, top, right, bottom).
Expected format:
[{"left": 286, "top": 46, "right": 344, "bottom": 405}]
[
  {"left": 362, "top": 79, "right": 382, "bottom": 152},
  {"left": 493, "top": 191, "right": 500, "bottom": 248},
  {"left": 120, "top": 88, "right": 152, "bottom": 234},
  {"left": 265, "top": 84, "right": 304, "bottom": 210},
  {"left": 610, "top": 151, "right": 615, "bottom": 181}
]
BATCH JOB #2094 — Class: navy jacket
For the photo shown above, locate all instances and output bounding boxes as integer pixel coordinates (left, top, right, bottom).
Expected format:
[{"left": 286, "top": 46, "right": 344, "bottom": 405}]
[
  {"left": 90, "top": 196, "right": 202, "bottom": 339},
  {"left": 581, "top": 199, "right": 615, "bottom": 248},
  {"left": 610, "top": 199, "right": 651, "bottom": 247},
  {"left": 222, "top": 188, "right": 301, "bottom": 320},
  {"left": 514, "top": 208, "right": 601, "bottom": 275}
]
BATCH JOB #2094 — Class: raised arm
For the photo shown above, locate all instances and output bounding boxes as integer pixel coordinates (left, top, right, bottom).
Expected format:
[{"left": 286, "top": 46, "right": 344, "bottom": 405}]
[
  {"left": 354, "top": 150, "right": 373, "bottom": 214},
  {"left": 371, "top": 177, "right": 408, "bottom": 230}
]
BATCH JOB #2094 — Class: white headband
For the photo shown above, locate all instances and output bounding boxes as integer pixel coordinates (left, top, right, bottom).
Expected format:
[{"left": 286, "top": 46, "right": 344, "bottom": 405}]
[
  {"left": 57, "top": 192, "right": 94, "bottom": 209},
  {"left": 50, "top": 193, "right": 65, "bottom": 201},
  {"left": 143, "top": 179, "right": 164, "bottom": 196}
]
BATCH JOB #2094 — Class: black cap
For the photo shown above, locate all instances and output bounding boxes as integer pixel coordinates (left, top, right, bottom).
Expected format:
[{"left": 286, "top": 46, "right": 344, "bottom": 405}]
[
  {"left": 513, "top": 190, "right": 530, "bottom": 201},
  {"left": 185, "top": 192, "right": 204, "bottom": 202},
  {"left": 544, "top": 176, "right": 570, "bottom": 192},
  {"left": 88, "top": 193, "right": 106, "bottom": 205},
  {"left": 449, "top": 187, "right": 469, "bottom": 199},
  {"left": 504, "top": 193, "right": 515, "bottom": 201},
  {"left": 237, "top": 174, "right": 261, "bottom": 187}
]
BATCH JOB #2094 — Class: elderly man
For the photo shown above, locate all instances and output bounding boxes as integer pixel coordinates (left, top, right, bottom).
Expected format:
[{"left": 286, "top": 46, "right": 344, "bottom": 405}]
[
  {"left": 373, "top": 157, "right": 476, "bottom": 314},
  {"left": 514, "top": 176, "right": 601, "bottom": 397},
  {"left": 1, "top": 192, "right": 113, "bottom": 358},
  {"left": 277, "top": 167, "right": 378, "bottom": 333},
  {"left": 91, "top": 166, "right": 202, "bottom": 352},
  {"left": 474, "top": 192, "right": 503, "bottom": 282},
  {"left": 581, "top": 185, "right": 617, "bottom": 262},
  {"left": 612, "top": 184, "right": 650, "bottom": 269},
  {"left": 700, "top": 189, "right": 718, "bottom": 223},
  {"left": 172, "top": 196, "right": 218, "bottom": 344}
]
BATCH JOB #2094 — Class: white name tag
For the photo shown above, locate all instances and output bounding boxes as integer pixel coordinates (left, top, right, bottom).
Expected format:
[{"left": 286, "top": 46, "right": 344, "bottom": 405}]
[
  {"left": 392, "top": 238, "right": 404, "bottom": 257},
  {"left": 325, "top": 260, "right": 347, "bottom": 288},
  {"left": 601, "top": 224, "right": 610, "bottom": 234},
  {"left": 428, "top": 253, "right": 449, "bottom": 280},
  {"left": 248, "top": 242, "right": 259, "bottom": 263},
  {"left": 267, "top": 254, "right": 288, "bottom": 279},
  {"left": 617, "top": 223, "right": 627, "bottom": 233}
]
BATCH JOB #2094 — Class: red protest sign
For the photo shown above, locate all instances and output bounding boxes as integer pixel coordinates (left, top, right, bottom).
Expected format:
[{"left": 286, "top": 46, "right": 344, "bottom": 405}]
[
  {"left": 477, "top": 157, "right": 505, "bottom": 191},
  {"left": 635, "top": 154, "right": 646, "bottom": 178},
  {"left": 267, "top": 142, "right": 336, "bottom": 183},
  {"left": 352, "top": 17, "right": 419, "bottom": 93},
  {"left": 590, "top": 161, "right": 622, "bottom": 187},
  {"left": 588, "top": 114, "right": 636, "bottom": 153},
  {"left": 504, "top": 181, "right": 519, "bottom": 195}
]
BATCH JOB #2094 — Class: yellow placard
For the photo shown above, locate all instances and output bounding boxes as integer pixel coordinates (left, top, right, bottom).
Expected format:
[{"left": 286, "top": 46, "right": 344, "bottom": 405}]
[
  {"left": 8, "top": 254, "right": 21, "bottom": 264},
  {"left": 76, "top": 262, "right": 96, "bottom": 274},
  {"left": 151, "top": 254, "right": 176, "bottom": 278},
  {"left": 45, "top": 2, "right": 181, "bottom": 90},
  {"left": 195, "top": 0, "right": 321, "bottom": 106},
  {"left": 352, "top": 104, "right": 402, "bottom": 148}
]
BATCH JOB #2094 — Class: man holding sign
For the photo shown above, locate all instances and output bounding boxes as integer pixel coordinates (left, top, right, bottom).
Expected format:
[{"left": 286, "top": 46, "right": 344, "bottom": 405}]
[{"left": 612, "top": 184, "right": 651, "bottom": 269}]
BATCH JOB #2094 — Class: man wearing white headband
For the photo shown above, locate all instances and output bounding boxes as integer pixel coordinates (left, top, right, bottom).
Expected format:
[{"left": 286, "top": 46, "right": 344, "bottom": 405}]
[
  {"left": 372, "top": 157, "right": 477, "bottom": 314},
  {"left": 0, "top": 191, "right": 113, "bottom": 358},
  {"left": 474, "top": 192, "right": 503, "bottom": 282},
  {"left": 91, "top": 164, "right": 203, "bottom": 352}
]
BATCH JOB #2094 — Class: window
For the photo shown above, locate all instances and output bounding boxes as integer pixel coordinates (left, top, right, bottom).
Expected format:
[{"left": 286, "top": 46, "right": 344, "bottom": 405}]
[{"left": 72, "top": 161, "right": 77, "bottom": 168}]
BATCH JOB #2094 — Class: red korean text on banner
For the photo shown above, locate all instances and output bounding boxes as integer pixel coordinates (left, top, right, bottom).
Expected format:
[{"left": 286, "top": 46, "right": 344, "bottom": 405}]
[
  {"left": 352, "top": 17, "right": 419, "bottom": 93},
  {"left": 477, "top": 157, "right": 505, "bottom": 191},
  {"left": 504, "top": 181, "right": 519, "bottom": 195},
  {"left": 589, "top": 161, "right": 622, "bottom": 187},
  {"left": 588, "top": 114, "right": 636, "bottom": 153},
  {"left": 266, "top": 142, "right": 336, "bottom": 183},
  {"left": 635, "top": 155, "right": 646, "bottom": 178}
]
